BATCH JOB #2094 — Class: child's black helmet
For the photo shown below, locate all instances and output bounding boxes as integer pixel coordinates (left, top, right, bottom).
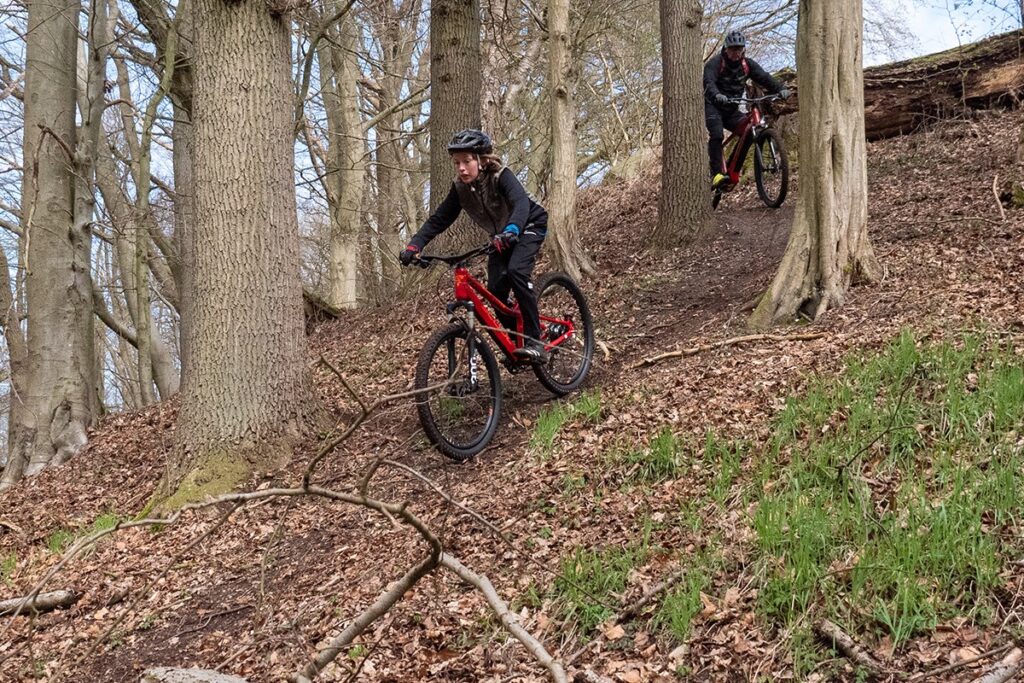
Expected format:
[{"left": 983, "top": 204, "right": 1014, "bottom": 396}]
[
  {"left": 724, "top": 30, "right": 746, "bottom": 48},
  {"left": 447, "top": 129, "right": 493, "bottom": 155}
]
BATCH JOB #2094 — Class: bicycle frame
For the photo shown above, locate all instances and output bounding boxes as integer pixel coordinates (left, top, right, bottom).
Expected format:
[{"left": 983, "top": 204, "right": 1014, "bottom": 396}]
[
  {"left": 721, "top": 101, "right": 770, "bottom": 186},
  {"left": 451, "top": 265, "right": 576, "bottom": 359}
]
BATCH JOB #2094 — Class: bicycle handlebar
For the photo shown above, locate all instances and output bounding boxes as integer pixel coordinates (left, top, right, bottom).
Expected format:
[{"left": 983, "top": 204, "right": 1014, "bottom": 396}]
[
  {"left": 728, "top": 94, "right": 783, "bottom": 104},
  {"left": 414, "top": 244, "right": 492, "bottom": 268}
]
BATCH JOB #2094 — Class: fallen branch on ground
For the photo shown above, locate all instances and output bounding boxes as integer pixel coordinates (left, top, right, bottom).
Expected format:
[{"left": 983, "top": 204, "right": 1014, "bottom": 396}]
[
  {"left": 440, "top": 553, "right": 567, "bottom": 683},
  {"left": 814, "top": 618, "right": 890, "bottom": 678},
  {"left": 0, "top": 590, "right": 77, "bottom": 617},
  {"left": 909, "top": 643, "right": 1015, "bottom": 682},
  {"left": 972, "top": 648, "right": 1023, "bottom": 683},
  {"left": 631, "top": 332, "right": 827, "bottom": 369}
]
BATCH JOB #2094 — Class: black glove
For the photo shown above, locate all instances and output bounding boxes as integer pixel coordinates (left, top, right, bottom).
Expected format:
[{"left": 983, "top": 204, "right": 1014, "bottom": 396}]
[
  {"left": 778, "top": 88, "right": 790, "bottom": 100},
  {"left": 399, "top": 244, "right": 420, "bottom": 266},
  {"left": 492, "top": 230, "right": 518, "bottom": 254},
  {"left": 714, "top": 93, "right": 730, "bottom": 106}
]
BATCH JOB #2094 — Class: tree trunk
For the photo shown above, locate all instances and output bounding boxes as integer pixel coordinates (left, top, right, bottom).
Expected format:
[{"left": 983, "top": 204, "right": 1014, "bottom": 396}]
[
  {"left": 750, "top": 0, "right": 881, "bottom": 328},
  {"left": 546, "top": 0, "right": 595, "bottom": 282},
  {"left": 647, "top": 0, "right": 708, "bottom": 248},
  {"left": 166, "top": 0, "right": 319, "bottom": 507},
  {"left": 428, "top": 0, "right": 482, "bottom": 252},
  {"left": 2, "top": 0, "right": 97, "bottom": 488},
  {"left": 321, "top": 9, "right": 365, "bottom": 310}
]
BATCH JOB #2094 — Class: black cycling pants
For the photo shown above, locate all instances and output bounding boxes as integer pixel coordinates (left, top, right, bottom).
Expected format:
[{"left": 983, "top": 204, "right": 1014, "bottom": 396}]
[
  {"left": 705, "top": 101, "right": 746, "bottom": 176},
  {"left": 487, "top": 229, "right": 545, "bottom": 344}
]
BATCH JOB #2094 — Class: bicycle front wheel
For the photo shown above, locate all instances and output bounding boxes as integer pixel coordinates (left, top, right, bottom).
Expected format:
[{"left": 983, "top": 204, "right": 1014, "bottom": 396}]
[
  {"left": 753, "top": 128, "right": 789, "bottom": 208},
  {"left": 532, "top": 272, "right": 594, "bottom": 395},
  {"left": 414, "top": 323, "right": 502, "bottom": 461}
]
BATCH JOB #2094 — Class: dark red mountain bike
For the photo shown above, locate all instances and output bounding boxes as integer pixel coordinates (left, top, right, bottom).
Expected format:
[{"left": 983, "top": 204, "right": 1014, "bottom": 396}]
[
  {"left": 713, "top": 94, "right": 789, "bottom": 210},
  {"left": 411, "top": 245, "right": 594, "bottom": 461}
]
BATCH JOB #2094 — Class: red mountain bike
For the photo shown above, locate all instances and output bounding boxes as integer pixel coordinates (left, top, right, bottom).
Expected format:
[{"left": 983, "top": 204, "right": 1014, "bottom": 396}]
[
  {"left": 713, "top": 94, "right": 789, "bottom": 210},
  {"left": 411, "top": 245, "right": 594, "bottom": 461}
]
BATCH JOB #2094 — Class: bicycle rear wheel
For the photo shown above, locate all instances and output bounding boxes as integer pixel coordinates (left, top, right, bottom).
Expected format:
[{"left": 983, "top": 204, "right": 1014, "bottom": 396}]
[
  {"left": 753, "top": 128, "right": 788, "bottom": 208},
  {"left": 532, "top": 272, "right": 594, "bottom": 395},
  {"left": 415, "top": 323, "right": 502, "bottom": 461}
]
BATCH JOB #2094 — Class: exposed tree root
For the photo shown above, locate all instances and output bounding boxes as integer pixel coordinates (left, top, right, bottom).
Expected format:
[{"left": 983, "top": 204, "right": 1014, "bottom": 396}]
[{"left": 631, "top": 332, "right": 826, "bottom": 369}]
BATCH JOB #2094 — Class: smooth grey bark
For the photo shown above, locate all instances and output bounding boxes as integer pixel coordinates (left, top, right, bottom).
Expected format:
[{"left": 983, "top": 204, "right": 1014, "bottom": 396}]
[
  {"left": 750, "top": 0, "right": 881, "bottom": 327},
  {"left": 2, "top": 0, "right": 98, "bottom": 488},
  {"left": 318, "top": 6, "right": 365, "bottom": 310},
  {"left": 545, "top": 0, "right": 595, "bottom": 281}
]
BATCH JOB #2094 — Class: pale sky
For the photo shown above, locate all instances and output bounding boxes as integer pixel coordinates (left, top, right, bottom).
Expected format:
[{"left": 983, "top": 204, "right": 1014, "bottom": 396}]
[{"left": 865, "top": 0, "right": 1020, "bottom": 66}]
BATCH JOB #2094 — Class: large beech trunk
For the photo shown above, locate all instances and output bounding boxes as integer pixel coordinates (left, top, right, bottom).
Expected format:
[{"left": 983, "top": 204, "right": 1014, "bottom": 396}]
[
  {"left": 165, "top": 0, "right": 319, "bottom": 507},
  {"left": 750, "top": 0, "right": 881, "bottom": 328},
  {"left": 2, "top": 0, "right": 98, "bottom": 488},
  {"left": 647, "top": 0, "right": 708, "bottom": 248}
]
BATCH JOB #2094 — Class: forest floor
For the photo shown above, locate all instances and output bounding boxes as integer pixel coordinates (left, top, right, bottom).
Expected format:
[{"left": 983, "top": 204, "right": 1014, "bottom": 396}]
[{"left": 1, "top": 109, "right": 1023, "bottom": 683}]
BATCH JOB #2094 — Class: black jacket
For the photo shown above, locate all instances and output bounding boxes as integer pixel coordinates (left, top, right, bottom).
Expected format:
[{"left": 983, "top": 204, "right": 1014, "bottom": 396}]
[
  {"left": 410, "top": 167, "right": 548, "bottom": 250},
  {"left": 703, "top": 51, "right": 784, "bottom": 107}
]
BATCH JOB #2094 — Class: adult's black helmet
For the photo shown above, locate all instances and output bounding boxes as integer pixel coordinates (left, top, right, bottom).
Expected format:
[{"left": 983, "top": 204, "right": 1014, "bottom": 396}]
[
  {"left": 447, "top": 129, "right": 493, "bottom": 155},
  {"left": 724, "top": 30, "right": 746, "bottom": 48}
]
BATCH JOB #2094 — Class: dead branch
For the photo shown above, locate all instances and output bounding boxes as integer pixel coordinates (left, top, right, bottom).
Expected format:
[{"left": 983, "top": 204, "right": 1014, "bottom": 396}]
[
  {"left": 631, "top": 332, "right": 827, "bottom": 369},
  {"left": 993, "top": 174, "right": 1007, "bottom": 222},
  {"left": 972, "top": 648, "right": 1024, "bottom": 683},
  {"left": 814, "top": 619, "right": 890, "bottom": 678},
  {"left": 616, "top": 567, "right": 687, "bottom": 621},
  {"left": 0, "top": 590, "right": 77, "bottom": 617},
  {"left": 440, "top": 553, "right": 567, "bottom": 683},
  {"left": 909, "top": 643, "right": 1015, "bottom": 682},
  {"left": 293, "top": 554, "right": 439, "bottom": 683}
]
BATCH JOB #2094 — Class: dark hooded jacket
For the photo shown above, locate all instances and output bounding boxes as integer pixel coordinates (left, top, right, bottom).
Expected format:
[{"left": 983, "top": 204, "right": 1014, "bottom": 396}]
[
  {"left": 410, "top": 167, "right": 547, "bottom": 250},
  {"left": 703, "top": 50, "right": 784, "bottom": 109}
]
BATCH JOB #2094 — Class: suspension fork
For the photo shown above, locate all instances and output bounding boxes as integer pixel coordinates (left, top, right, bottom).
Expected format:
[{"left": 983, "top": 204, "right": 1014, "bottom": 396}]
[{"left": 446, "top": 301, "right": 479, "bottom": 384}]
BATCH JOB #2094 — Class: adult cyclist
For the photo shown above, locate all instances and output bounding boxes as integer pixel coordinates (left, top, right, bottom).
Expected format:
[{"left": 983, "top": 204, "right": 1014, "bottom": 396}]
[{"left": 704, "top": 30, "right": 790, "bottom": 190}]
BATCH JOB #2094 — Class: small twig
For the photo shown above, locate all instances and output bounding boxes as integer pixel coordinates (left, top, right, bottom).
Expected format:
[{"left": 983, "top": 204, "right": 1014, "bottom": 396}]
[
  {"left": 909, "top": 643, "right": 1015, "bottom": 682},
  {"left": 992, "top": 174, "right": 1007, "bottom": 223},
  {"left": 814, "top": 619, "right": 890, "bottom": 678},
  {"left": 173, "top": 604, "right": 253, "bottom": 639},
  {"left": 616, "top": 568, "right": 688, "bottom": 621},
  {"left": 631, "top": 332, "right": 826, "bottom": 369},
  {"left": 972, "top": 648, "right": 1023, "bottom": 683},
  {"left": 835, "top": 366, "right": 917, "bottom": 476},
  {"left": 37, "top": 124, "right": 75, "bottom": 162}
]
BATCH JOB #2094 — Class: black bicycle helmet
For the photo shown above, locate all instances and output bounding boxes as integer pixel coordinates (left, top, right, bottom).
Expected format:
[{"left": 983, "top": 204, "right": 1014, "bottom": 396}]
[
  {"left": 724, "top": 30, "right": 746, "bottom": 48},
  {"left": 447, "top": 129, "right": 493, "bottom": 155}
]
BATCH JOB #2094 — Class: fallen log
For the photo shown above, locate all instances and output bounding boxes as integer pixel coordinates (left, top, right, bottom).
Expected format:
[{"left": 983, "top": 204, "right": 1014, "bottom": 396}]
[
  {"left": 773, "top": 29, "right": 1024, "bottom": 140},
  {"left": 971, "top": 648, "right": 1024, "bottom": 683},
  {"left": 141, "top": 669, "right": 249, "bottom": 683},
  {"left": 0, "top": 589, "right": 77, "bottom": 617}
]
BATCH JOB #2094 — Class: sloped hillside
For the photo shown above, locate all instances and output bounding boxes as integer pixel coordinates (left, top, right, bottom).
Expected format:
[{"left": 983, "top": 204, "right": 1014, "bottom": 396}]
[{"left": 0, "top": 110, "right": 1022, "bottom": 682}]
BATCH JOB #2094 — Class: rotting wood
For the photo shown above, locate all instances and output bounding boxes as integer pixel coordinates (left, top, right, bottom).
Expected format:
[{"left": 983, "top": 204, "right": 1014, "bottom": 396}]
[
  {"left": 0, "top": 590, "right": 77, "bottom": 617},
  {"left": 773, "top": 29, "right": 1024, "bottom": 140},
  {"left": 631, "top": 332, "right": 826, "bottom": 369}
]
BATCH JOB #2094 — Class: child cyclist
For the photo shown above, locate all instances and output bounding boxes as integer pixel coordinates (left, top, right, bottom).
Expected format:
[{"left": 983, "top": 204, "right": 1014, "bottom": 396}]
[{"left": 399, "top": 129, "right": 551, "bottom": 363}]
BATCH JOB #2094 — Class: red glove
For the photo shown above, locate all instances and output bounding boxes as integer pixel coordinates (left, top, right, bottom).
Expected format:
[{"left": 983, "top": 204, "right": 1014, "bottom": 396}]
[{"left": 492, "top": 231, "right": 518, "bottom": 254}]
